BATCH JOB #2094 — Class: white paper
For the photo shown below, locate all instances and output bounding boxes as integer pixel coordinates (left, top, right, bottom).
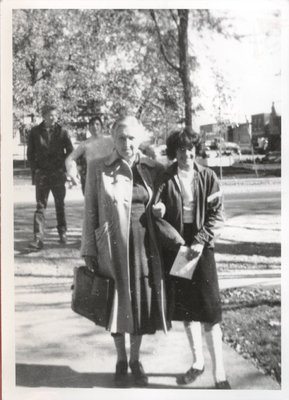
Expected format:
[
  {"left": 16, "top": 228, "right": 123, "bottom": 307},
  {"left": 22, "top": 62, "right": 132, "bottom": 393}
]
[{"left": 170, "top": 244, "right": 203, "bottom": 280}]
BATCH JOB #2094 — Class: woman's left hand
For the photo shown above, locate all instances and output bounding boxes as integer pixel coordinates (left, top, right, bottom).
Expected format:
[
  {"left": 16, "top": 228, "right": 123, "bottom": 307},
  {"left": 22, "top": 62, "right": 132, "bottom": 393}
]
[{"left": 186, "top": 242, "right": 204, "bottom": 261}]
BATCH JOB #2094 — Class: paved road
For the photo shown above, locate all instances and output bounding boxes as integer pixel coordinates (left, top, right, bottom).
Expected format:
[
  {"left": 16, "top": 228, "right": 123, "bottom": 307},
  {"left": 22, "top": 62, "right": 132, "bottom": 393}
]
[
  {"left": 224, "top": 190, "right": 281, "bottom": 219},
  {"left": 13, "top": 180, "right": 281, "bottom": 212},
  {"left": 13, "top": 185, "right": 281, "bottom": 258}
]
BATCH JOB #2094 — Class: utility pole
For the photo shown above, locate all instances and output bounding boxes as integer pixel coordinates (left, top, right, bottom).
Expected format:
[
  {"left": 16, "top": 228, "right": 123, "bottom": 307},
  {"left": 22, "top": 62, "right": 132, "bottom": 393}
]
[
  {"left": 218, "top": 105, "right": 223, "bottom": 180},
  {"left": 249, "top": 122, "right": 259, "bottom": 178},
  {"left": 246, "top": 116, "right": 258, "bottom": 178}
]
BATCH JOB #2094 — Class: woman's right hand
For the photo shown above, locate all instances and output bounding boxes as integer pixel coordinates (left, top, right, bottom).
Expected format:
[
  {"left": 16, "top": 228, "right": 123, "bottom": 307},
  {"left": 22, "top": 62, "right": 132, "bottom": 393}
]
[
  {"left": 152, "top": 202, "right": 166, "bottom": 218},
  {"left": 84, "top": 256, "right": 98, "bottom": 273}
]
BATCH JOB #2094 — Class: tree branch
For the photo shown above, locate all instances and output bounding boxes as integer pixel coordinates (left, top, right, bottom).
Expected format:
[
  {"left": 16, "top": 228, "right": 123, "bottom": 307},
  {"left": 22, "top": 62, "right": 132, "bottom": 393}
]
[
  {"left": 147, "top": 99, "right": 165, "bottom": 114},
  {"left": 35, "top": 70, "right": 51, "bottom": 83},
  {"left": 25, "top": 57, "right": 39, "bottom": 86},
  {"left": 169, "top": 9, "right": 179, "bottom": 31},
  {"left": 136, "top": 78, "right": 157, "bottom": 118},
  {"left": 150, "top": 10, "right": 181, "bottom": 73}
]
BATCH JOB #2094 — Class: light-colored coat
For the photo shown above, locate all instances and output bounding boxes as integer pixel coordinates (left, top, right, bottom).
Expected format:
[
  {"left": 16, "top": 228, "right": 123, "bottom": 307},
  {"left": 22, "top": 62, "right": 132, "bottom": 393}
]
[{"left": 81, "top": 150, "right": 169, "bottom": 334}]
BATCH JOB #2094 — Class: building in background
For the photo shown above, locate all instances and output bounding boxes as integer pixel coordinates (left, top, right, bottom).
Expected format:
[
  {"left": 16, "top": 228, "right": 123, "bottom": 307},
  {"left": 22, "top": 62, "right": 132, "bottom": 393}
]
[
  {"left": 199, "top": 122, "right": 250, "bottom": 150},
  {"left": 199, "top": 103, "right": 281, "bottom": 153},
  {"left": 200, "top": 123, "right": 227, "bottom": 143},
  {"left": 250, "top": 103, "right": 281, "bottom": 151},
  {"left": 227, "top": 123, "right": 251, "bottom": 149}
]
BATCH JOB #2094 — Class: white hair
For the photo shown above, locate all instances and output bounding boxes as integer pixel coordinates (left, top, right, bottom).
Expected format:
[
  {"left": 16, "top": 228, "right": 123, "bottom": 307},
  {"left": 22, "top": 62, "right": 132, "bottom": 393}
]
[{"left": 111, "top": 116, "right": 149, "bottom": 143}]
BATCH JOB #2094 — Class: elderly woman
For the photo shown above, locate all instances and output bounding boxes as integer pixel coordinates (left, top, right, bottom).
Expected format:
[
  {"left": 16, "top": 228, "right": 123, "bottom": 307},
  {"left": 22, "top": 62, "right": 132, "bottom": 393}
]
[
  {"left": 152, "top": 128, "right": 231, "bottom": 389},
  {"left": 81, "top": 115, "right": 169, "bottom": 387}
]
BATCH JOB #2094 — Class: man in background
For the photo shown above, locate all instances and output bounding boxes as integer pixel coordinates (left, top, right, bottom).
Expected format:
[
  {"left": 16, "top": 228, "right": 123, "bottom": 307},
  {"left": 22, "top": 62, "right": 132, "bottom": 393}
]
[{"left": 27, "top": 104, "right": 73, "bottom": 250}]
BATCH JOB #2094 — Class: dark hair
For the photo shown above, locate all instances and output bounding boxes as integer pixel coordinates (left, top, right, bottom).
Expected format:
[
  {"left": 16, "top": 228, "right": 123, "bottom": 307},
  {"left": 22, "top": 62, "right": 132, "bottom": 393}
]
[
  {"left": 88, "top": 116, "right": 103, "bottom": 128},
  {"left": 41, "top": 104, "right": 57, "bottom": 116},
  {"left": 166, "top": 127, "right": 201, "bottom": 160}
]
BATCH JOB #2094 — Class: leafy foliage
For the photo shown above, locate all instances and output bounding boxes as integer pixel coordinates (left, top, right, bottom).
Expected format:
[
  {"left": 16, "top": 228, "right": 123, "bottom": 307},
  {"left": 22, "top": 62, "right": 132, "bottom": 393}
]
[{"left": 13, "top": 9, "right": 239, "bottom": 139}]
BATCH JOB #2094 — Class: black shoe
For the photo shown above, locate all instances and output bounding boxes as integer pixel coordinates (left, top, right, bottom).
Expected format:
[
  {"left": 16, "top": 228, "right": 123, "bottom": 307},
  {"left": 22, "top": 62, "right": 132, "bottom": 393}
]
[
  {"left": 29, "top": 239, "right": 43, "bottom": 250},
  {"left": 177, "top": 366, "right": 205, "bottom": 385},
  {"left": 129, "top": 361, "right": 148, "bottom": 387},
  {"left": 114, "top": 360, "right": 128, "bottom": 387},
  {"left": 215, "top": 380, "right": 231, "bottom": 389},
  {"left": 59, "top": 233, "right": 67, "bottom": 244}
]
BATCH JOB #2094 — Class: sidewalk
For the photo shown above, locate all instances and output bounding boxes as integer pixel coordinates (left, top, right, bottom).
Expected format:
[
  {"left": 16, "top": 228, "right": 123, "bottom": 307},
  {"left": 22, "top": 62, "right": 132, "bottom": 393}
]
[
  {"left": 12, "top": 196, "right": 281, "bottom": 391},
  {"left": 15, "top": 271, "right": 281, "bottom": 391}
]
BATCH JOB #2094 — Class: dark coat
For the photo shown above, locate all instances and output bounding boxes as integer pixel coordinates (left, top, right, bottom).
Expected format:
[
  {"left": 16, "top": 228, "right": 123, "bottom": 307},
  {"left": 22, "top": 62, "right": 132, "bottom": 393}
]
[
  {"left": 27, "top": 121, "right": 73, "bottom": 174},
  {"left": 81, "top": 150, "right": 170, "bottom": 334},
  {"left": 153, "top": 161, "right": 224, "bottom": 323},
  {"left": 154, "top": 161, "right": 224, "bottom": 247}
]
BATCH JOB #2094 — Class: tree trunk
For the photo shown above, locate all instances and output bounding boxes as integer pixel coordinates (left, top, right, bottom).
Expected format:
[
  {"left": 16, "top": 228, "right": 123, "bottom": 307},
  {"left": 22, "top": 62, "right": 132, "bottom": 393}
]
[{"left": 178, "top": 10, "right": 193, "bottom": 130}]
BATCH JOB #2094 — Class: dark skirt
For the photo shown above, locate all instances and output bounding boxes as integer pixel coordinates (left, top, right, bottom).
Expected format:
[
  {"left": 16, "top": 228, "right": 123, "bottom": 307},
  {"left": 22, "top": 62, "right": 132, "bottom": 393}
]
[
  {"left": 165, "top": 224, "right": 222, "bottom": 324},
  {"left": 128, "top": 202, "right": 157, "bottom": 335}
]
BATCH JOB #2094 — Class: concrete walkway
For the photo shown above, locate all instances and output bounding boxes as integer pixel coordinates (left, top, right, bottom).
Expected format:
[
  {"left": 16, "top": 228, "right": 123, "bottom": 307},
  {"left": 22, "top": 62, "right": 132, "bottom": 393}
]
[
  {"left": 11, "top": 184, "right": 281, "bottom": 393},
  {"left": 14, "top": 272, "right": 280, "bottom": 391}
]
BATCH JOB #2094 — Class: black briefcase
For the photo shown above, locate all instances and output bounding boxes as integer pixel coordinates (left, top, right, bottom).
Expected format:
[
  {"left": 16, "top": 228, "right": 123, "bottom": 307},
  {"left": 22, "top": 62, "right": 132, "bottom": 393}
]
[{"left": 71, "top": 266, "right": 114, "bottom": 327}]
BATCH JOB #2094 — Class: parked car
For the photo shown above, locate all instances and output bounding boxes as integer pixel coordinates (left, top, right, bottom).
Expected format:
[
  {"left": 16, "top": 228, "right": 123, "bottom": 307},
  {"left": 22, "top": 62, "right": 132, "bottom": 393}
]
[
  {"left": 261, "top": 151, "right": 281, "bottom": 164},
  {"left": 201, "top": 149, "right": 219, "bottom": 159},
  {"left": 240, "top": 148, "right": 252, "bottom": 155},
  {"left": 221, "top": 142, "right": 241, "bottom": 155}
]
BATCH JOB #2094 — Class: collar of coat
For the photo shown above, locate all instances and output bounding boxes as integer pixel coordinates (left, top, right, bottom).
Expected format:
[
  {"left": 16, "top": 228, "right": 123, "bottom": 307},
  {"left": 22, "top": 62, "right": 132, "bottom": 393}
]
[
  {"left": 39, "top": 121, "right": 61, "bottom": 134},
  {"left": 167, "top": 160, "right": 203, "bottom": 176},
  {"left": 104, "top": 149, "right": 157, "bottom": 168},
  {"left": 164, "top": 161, "right": 203, "bottom": 193}
]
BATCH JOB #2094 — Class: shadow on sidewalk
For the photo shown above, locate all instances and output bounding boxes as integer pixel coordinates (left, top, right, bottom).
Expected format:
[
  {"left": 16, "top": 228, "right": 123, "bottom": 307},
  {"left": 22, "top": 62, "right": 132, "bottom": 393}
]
[
  {"left": 14, "top": 233, "right": 81, "bottom": 256},
  {"left": 16, "top": 363, "right": 211, "bottom": 389},
  {"left": 16, "top": 363, "right": 111, "bottom": 388},
  {"left": 215, "top": 241, "right": 281, "bottom": 257}
]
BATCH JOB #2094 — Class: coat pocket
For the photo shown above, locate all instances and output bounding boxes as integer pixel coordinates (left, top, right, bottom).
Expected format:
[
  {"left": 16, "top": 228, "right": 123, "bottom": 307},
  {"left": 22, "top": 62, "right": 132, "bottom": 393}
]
[
  {"left": 95, "top": 221, "right": 111, "bottom": 242},
  {"left": 94, "top": 222, "right": 114, "bottom": 277}
]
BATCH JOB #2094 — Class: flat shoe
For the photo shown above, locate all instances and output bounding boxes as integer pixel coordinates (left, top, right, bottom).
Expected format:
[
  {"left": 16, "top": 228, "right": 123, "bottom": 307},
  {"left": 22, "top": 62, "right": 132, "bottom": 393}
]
[
  {"left": 114, "top": 360, "right": 128, "bottom": 387},
  {"left": 215, "top": 380, "right": 231, "bottom": 389},
  {"left": 177, "top": 366, "right": 205, "bottom": 385},
  {"left": 129, "top": 361, "right": 148, "bottom": 387},
  {"left": 29, "top": 239, "right": 43, "bottom": 250}
]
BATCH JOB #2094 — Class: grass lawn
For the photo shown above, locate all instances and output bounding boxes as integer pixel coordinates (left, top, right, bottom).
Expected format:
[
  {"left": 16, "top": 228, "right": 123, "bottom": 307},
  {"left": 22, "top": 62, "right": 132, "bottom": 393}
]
[{"left": 220, "top": 287, "right": 281, "bottom": 383}]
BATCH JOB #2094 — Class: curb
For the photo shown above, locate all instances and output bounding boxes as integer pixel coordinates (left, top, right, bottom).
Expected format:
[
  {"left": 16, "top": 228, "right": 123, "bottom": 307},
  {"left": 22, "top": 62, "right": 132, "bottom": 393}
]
[
  {"left": 218, "top": 270, "right": 281, "bottom": 279},
  {"left": 13, "top": 177, "right": 281, "bottom": 188},
  {"left": 220, "top": 177, "right": 281, "bottom": 186},
  {"left": 14, "top": 263, "right": 280, "bottom": 280}
]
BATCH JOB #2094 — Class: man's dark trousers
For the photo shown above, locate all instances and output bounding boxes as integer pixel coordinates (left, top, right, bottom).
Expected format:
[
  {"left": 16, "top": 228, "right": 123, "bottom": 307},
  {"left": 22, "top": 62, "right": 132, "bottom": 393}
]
[
  {"left": 34, "top": 169, "right": 67, "bottom": 241},
  {"left": 27, "top": 121, "right": 73, "bottom": 243}
]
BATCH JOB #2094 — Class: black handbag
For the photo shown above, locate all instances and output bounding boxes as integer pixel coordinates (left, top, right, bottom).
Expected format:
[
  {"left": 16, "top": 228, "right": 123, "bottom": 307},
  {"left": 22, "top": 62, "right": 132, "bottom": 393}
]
[
  {"left": 154, "top": 218, "right": 185, "bottom": 251},
  {"left": 71, "top": 266, "right": 114, "bottom": 327}
]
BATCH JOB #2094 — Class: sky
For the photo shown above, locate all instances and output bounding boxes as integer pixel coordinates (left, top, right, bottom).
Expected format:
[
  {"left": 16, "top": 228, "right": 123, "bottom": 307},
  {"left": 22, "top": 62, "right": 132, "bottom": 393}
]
[{"left": 191, "top": 8, "right": 282, "bottom": 129}]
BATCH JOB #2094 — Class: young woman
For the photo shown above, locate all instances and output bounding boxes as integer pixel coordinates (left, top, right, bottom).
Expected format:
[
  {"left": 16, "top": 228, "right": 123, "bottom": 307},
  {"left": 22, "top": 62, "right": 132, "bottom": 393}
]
[
  {"left": 152, "top": 127, "right": 231, "bottom": 389},
  {"left": 66, "top": 116, "right": 113, "bottom": 193}
]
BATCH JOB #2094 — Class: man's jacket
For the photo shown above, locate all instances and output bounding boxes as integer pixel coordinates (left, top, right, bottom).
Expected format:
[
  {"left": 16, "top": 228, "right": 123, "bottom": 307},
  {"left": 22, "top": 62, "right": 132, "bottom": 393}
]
[{"left": 27, "top": 121, "right": 73, "bottom": 173}]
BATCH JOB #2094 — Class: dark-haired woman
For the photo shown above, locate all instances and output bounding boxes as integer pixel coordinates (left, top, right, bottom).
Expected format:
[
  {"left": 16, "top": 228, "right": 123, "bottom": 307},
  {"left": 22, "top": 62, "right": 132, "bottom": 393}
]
[{"left": 152, "top": 128, "right": 231, "bottom": 389}]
